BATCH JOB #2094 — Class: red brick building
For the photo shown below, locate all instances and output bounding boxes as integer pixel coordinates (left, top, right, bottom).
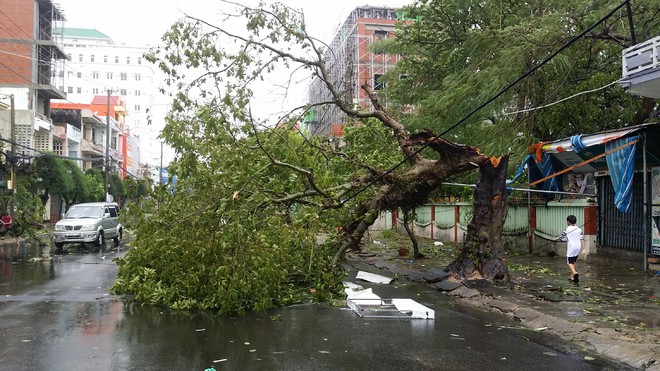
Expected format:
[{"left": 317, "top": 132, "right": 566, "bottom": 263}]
[{"left": 0, "top": 0, "right": 68, "bottom": 154}]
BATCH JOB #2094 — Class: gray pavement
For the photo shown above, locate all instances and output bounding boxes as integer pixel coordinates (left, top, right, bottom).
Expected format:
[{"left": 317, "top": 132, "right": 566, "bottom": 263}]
[{"left": 352, "top": 244, "right": 660, "bottom": 370}]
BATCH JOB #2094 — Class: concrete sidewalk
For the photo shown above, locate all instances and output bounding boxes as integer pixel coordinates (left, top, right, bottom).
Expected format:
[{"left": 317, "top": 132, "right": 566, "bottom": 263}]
[{"left": 354, "top": 238, "right": 660, "bottom": 370}]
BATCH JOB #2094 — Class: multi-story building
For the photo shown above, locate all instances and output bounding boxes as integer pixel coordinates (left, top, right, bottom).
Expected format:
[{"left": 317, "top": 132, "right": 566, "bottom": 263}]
[
  {"left": 0, "top": 0, "right": 68, "bottom": 156},
  {"left": 51, "top": 95, "right": 137, "bottom": 177},
  {"left": 307, "top": 6, "right": 402, "bottom": 137},
  {"left": 53, "top": 27, "right": 156, "bottom": 157}
]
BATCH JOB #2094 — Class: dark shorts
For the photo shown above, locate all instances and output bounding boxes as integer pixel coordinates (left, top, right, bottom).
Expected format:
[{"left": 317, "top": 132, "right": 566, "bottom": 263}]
[{"left": 567, "top": 256, "right": 579, "bottom": 264}]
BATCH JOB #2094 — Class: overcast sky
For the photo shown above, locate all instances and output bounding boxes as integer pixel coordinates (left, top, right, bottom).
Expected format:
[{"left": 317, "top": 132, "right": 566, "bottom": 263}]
[
  {"left": 57, "top": 0, "right": 412, "bottom": 45},
  {"left": 55, "top": 0, "right": 413, "bottom": 166}
]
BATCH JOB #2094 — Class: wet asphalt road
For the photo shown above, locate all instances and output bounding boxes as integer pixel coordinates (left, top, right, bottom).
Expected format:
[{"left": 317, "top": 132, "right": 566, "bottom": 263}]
[{"left": 0, "top": 242, "right": 631, "bottom": 371}]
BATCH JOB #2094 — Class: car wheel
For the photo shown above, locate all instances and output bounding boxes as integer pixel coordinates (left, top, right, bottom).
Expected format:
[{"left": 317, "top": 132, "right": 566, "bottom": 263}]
[
  {"left": 113, "top": 229, "right": 122, "bottom": 247},
  {"left": 95, "top": 232, "right": 104, "bottom": 250}
]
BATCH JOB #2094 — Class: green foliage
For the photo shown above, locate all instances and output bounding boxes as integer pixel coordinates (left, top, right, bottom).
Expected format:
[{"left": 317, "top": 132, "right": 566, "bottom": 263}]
[
  {"left": 123, "top": 177, "right": 138, "bottom": 201},
  {"left": 112, "top": 141, "right": 347, "bottom": 313},
  {"left": 342, "top": 119, "right": 404, "bottom": 170},
  {"left": 0, "top": 177, "right": 45, "bottom": 239},
  {"left": 33, "top": 156, "right": 73, "bottom": 203},
  {"left": 113, "top": 0, "right": 660, "bottom": 314},
  {"left": 117, "top": 0, "right": 409, "bottom": 312},
  {"left": 136, "top": 179, "right": 151, "bottom": 198},
  {"left": 114, "top": 117, "right": 382, "bottom": 313},
  {"left": 61, "top": 160, "right": 91, "bottom": 207},
  {"left": 85, "top": 168, "right": 105, "bottom": 202},
  {"left": 109, "top": 173, "right": 126, "bottom": 205},
  {"left": 383, "top": 0, "right": 660, "bottom": 175},
  {"left": 381, "top": 229, "right": 398, "bottom": 240}
]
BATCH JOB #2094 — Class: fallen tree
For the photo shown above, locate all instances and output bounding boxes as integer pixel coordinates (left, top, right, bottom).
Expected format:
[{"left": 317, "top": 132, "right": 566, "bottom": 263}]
[{"left": 113, "top": 1, "right": 511, "bottom": 314}]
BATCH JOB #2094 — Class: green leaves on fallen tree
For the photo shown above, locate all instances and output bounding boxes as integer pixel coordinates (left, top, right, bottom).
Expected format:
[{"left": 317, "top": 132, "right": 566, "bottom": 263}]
[{"left": 113, "top": 127, "right": 352, "bottom": 315}]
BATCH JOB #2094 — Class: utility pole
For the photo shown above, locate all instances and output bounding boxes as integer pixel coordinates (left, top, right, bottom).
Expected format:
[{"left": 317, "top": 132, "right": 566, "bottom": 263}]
[
  {"left": 9, "top": 94, "right": 16, "bottom": 217},
  {"left": 104, "top": 90, "right": 111, "bottom": 201},
  {"left": 160, "top": 141, "right": 163, "bottom": 185}
]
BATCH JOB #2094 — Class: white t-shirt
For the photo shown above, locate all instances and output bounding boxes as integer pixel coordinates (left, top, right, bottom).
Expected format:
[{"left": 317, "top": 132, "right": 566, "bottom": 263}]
[{"left": 560, "top": 225, "right": 583, "bottom": 257}]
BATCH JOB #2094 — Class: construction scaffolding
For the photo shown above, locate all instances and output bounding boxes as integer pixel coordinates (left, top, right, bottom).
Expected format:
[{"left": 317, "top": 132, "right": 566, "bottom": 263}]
[
  {"left": 307, "top": 6, "right": 402, "bottom": 137},
  {"left": 36, "top": 0, "right": 68, "bottom": 98}
]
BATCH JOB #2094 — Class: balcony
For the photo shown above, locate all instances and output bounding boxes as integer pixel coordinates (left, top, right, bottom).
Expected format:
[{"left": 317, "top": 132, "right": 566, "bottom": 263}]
[
  {"left": 81, "top": 139, "right": 104, "bottom": 157},
  {"left": 620, "top": 36, "right": 660, "bottom": 98},
  {"left": 67, "top": 124, "right": 81, "bottom": 143}
]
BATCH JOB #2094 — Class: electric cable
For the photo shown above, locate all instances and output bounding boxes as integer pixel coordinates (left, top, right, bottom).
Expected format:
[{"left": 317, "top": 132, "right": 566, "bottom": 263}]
[{"left": 501, "top": 80, "right": 622, "bottom": 116}]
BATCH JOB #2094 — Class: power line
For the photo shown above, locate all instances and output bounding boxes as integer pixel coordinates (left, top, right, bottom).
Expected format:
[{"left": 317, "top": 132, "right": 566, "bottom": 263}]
[
  {"left": 338, "top": 0, "right": 631, "bottom": 206},
  {"left": 0, "top": 136, "right": 104, "bottom": 162},
  {"left": 502, "top": 79, "right": 622, "bottom": 116},
  {"left": 0, "top": 8, "right": 42, "bottom": 42}
]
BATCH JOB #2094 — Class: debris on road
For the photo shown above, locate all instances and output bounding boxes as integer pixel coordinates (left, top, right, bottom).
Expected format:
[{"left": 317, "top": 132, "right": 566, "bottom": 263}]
[{"left": 355, "top": 271, "right": 392, "bottom": 284}]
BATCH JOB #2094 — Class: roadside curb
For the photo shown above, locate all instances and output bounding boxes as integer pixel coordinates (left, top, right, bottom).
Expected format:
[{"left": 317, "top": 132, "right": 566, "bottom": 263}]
[{"left": 351, "top": 254, "right": 660, "bottom": 370}]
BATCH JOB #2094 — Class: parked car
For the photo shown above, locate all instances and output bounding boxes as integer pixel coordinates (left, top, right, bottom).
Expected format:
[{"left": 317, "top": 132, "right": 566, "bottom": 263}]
[{"left": 53, "top": 202, "right": 123, "bottom": 251}]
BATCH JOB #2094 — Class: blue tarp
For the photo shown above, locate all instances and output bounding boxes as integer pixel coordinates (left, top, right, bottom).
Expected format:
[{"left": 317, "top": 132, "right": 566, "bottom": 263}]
[
  {"left": 533, "top": 153, "right": 560, "bottom": 192},
  {"left": 605, "top": 136, "right": 638, "bottom": 212}
]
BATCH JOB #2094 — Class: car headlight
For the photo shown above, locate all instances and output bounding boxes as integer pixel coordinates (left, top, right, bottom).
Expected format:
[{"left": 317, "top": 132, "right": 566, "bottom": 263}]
[
  {"left": 54, "top": 224, "right": 65, "bottom": 231},
  {"left": 80, "top": 224, "right": 96, "bottom": 231}
]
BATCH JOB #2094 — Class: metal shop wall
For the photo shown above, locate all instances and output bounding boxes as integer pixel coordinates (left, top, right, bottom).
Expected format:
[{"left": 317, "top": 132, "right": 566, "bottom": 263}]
[{"left": 598, "top": 172, "right": 649, "bottom": 252}]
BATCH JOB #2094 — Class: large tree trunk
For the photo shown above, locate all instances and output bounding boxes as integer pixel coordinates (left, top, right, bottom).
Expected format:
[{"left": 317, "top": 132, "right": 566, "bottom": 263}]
[
  {"left": 446, "top": 155, "right": 511, "bottom": 281},
  {"left": 331, "top": 133, "right": 489, "bottom": 264}
]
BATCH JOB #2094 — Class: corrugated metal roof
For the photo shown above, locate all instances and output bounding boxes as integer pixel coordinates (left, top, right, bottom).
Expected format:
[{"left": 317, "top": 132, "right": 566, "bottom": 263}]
[{"left": 539, "top": 122, "right": 658, "bottom": 154}]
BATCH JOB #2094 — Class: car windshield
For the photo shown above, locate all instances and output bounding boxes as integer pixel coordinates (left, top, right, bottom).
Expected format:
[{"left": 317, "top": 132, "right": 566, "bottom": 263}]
[{"left": 65, "top": 206, "right": 102, "bottom": 219}]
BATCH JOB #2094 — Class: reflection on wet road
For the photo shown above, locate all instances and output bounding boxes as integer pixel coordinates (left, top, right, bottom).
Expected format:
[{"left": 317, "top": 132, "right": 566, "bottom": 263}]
[{"left": 0, "top": 241, "right": 630, "bottom": 370}]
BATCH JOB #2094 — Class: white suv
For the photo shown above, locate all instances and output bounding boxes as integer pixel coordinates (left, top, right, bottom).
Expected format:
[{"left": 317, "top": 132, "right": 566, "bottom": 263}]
[{"left": 53, "top": 202, "right": 123, "bottom": 251}]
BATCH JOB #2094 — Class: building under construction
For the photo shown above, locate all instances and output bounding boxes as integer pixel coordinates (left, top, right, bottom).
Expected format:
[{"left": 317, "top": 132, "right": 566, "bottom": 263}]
[
  {"left": 306, "top": 6, "right": 402, "bottom": 137},
  {"left": 0, "top": 0, "right": 68, "bottom": 155}
]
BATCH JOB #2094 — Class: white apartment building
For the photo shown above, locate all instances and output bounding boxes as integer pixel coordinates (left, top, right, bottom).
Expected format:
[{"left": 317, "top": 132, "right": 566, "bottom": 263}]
[{"left": 53, "top": 28, "right": 159, "bottom": 175}]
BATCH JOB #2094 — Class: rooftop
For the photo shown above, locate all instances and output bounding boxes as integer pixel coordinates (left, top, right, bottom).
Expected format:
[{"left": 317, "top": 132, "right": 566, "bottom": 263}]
[{"left": 54, "top": 28, "right": 112, "bottom": 41}]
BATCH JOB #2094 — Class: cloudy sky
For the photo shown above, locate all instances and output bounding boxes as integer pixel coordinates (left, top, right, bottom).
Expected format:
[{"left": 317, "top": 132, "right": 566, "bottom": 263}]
[{"left": 55, "top": 0, "right": 413, "bottom": 165}]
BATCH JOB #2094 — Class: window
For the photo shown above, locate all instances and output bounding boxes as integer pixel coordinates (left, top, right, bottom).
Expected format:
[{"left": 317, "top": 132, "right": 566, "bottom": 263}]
[
  {"left": 374, "top": 30, "right": 388, "bottom": 40},
  {"left": 53, "top": 141, "right": 64, "bottom": 156},
  {"left": 78, "top": 54, "right": 83, "bottom": 62},
  {"left": 91, "top": 55, "right": 95, "bottom": 62},
  {"left": 134, "top": 104, "right": 141, "bottom": 112},
  {"left": 115, "top": 56, "right": 119, "bottom": 63},
  {"left": 67, "top": 86, "right": 73, "bottom": 93},
  {"left": 104, "top": 55, "right": 108, "bottom": 63},
  {"left": 111, "top": 137, "right": 117, "bottom": 149},
  {"left": 120, "top": 88, "right": 127, "bottom": 95},
  {"left": 126, "top": 56, "right": 131, "bottom": 64},
  {"left": 120, "top": 72, "right": 127, "bottom": 81},
  {"left": 77, "top": 72, "right": 82, "bottom": 78},
  {"left": 92, "top": 72, "right": 99, "bottom": 79},
  {"left": 76, "top": 87, "right": 81, "bottom": 93},
  {"left": 67, "top": 71, "right": 73, "bottom": 78},
  {"left": 109, "top": 207, "right": 118, "bottom": 218},
  {"left": 134, "top": 73, "right": 141, "bottom": 81},
  {"left": 93, "top": 88, "right": 99, "bottom": 94},
  {"left": 374, "top": 74, "right": 385, "bottom": 90},
  {"left": 67, "top": 53, "right": 71, "bottom": 60},
  {"left": 106, "top": 72, "right": 113, "bottom": 79},
  {"left": 137, "top": 57, "right": 142, "bottom": 65},
  {"left": 59, "top": 71, "right": 64, "bottom": 77},
  {"left": 135, "top": 90, "right": 141, "bottom": 96}
]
